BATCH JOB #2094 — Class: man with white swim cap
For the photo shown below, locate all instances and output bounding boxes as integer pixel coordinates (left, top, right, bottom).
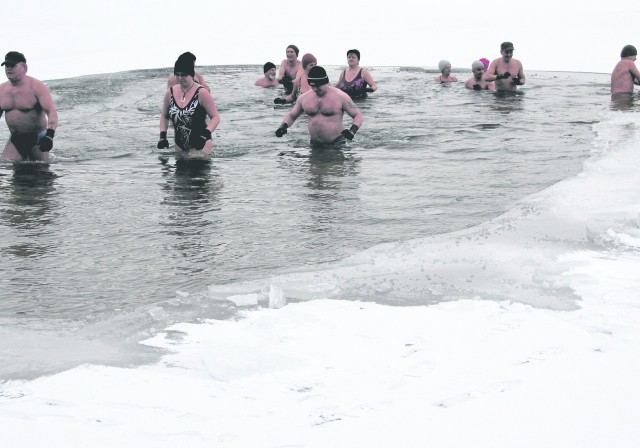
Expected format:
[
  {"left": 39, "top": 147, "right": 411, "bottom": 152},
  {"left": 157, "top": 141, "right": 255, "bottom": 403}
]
[
  {"left": 0, "top": 51, "right": 59, "bottom": 161},
  {"left": 611, "top": 45, "right": 640, "bottom": 95},
  {"left": 485, "top": 42, "right": 526, "bottom": 92},
  {"left": 275, "top": 66, "right": 363, "bottom": 149},
  {"left": 435, "top": 60, "right": 458, "bottom": 83},
  {"left": 465, "top": 60, "right": 495, "bottom": 90}
]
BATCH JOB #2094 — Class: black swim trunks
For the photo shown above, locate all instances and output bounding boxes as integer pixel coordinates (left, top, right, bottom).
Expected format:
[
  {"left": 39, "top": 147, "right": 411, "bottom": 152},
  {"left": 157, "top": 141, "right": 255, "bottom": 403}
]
[{"left": 10, "top": 129, "right": 46, "bottom": 160}]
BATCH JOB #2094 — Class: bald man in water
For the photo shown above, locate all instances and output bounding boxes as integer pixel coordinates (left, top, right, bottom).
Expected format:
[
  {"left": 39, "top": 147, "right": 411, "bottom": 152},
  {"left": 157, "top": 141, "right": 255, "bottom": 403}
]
[{"left": 611, "top": 45, "right": 640, "bottom": 95}]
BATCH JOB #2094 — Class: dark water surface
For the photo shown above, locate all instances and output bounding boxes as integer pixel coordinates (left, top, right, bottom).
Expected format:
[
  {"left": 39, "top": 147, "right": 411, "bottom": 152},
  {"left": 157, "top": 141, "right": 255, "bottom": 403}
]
[{"left": 0, "top": 66, "right": 612, "bottom": 378}]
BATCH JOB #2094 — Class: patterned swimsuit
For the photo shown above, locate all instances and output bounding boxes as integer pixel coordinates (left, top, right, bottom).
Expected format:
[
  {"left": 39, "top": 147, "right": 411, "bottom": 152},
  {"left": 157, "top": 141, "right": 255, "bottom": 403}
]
[
  {"left": 337, "top": 68, "right": 368, "bottom": 99},
  {"left": 168, "top": 86, "right": 207, "bottom": 151}
]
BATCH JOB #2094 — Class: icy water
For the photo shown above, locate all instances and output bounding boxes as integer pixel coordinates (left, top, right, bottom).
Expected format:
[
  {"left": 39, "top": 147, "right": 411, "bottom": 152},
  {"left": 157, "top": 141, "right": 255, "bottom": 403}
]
[{"left": 0, "top": 66, "right": 613, "bottom": 379}]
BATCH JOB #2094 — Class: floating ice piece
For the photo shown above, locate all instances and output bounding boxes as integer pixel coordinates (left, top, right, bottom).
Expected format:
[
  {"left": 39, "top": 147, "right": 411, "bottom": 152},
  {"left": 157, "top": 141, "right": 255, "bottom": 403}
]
[
  {"left": 226, "top": 293, "right": 259, "bottom": 307},
  {"left": 269, "top": 284, "right": 286, "bottom": 309}
]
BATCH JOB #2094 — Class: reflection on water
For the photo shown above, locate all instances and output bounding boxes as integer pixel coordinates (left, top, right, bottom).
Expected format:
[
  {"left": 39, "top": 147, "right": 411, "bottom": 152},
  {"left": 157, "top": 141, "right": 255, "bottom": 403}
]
[
  {"left": 610, "top": 93, "right": 636, "bottom": 111},
  {"left": 0, "top": 163, "right": 58, "bottom": 258}
]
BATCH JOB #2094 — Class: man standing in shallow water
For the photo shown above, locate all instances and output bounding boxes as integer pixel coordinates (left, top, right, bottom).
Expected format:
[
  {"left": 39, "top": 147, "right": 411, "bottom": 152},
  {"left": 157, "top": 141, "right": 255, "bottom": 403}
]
[
  {"left": 485, "top": 42, "right": 526, "bottom": 92},
  {"left": 611, "top": 45, "right": 640, "bottom": 95},
  {"left": 275, "top": 66, "right": 363, "bottom": 149},
  {"left": 0, "top": 51, "right": 59, "bottom": 161}
]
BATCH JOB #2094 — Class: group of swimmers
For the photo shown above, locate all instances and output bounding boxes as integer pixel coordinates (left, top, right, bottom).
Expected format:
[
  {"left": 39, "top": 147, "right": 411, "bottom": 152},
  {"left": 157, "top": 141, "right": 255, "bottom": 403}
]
[{"left": 1, "top": 42, "right": 640, "bottom": 162}]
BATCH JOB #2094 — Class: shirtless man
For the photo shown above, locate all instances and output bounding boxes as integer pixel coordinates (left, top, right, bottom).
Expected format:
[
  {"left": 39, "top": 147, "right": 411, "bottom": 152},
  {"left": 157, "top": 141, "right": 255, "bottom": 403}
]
[
  {"left": 277, "top": 45, "right": 302, "bottom": 95},
  {"left": 611, "top": 45, "right": 640, "bottom": 95},
  {"left": 485, "top": 42, "right": 525, "bottom": 92},
  {"left": 465, "top": 60, "right": 495, "bottom": 90},
  {"left": 255, "top": 62, "right": 280, "bottom": 87},
  {"left": 167, "top": 52, "right": 210, "bottom": 92},
  {"left": 275, "top": 66, "right": 363, "bottom": 149},
  {"left": 274, "top": 53, "right": 317, "bottom": 104},
  {"left": 0, "top": 52, "right": 59, "bottom": 161}
]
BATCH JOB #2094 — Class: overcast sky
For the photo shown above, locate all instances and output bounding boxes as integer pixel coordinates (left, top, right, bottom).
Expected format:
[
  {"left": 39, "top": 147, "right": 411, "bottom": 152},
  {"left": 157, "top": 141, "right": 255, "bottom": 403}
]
[{"left": 3, "top": 0, "right": 640, "bottom": 81}]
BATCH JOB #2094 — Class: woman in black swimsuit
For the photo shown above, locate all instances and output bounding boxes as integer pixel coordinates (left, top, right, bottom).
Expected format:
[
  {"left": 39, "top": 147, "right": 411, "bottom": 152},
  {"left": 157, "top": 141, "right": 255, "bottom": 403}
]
[
  {"left": 335, "top": 49, "right": 378, "bottom": 99},
  {"left": 158, "top": 55, "right": 220, "bottom": 157}
]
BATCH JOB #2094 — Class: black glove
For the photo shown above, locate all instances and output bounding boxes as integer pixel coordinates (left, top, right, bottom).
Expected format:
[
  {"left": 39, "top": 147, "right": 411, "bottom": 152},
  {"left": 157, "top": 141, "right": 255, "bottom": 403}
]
[
  {"left": 365, "top": 87, "right": 375, "bottom": 93},
  {"left": 275, "top": 123, "right": 288, "bottom": 137},
  {"left": 473, "top": 84, "right": 482, "bottom": 91},
  {"left": 39, "top": 129, "right": 55, "bottom": 152},
  {"left": 192, "top": 129, "right": 212, "bottom": 150},
  {"left": 274, "top": 97, "right": 287, "bottom": 105},
  {"left": 341, "top": 124, "right": 359, "bottom": 141},
  {"left": 157, "top": 131, "right": 169, "bottom": 149},
  {"left": 498, "top": 71, "right": 511, "bottom": 80},
  {"left": 512, "top": 77, "right": 522, "bottom": 85}
]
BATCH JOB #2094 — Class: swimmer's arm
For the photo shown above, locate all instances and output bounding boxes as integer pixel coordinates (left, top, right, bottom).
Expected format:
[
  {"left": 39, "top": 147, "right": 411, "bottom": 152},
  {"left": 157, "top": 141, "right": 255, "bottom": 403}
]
[
  {"left": 362, "top": 69, "right": 377, "bottom": 91},
  {"left": 36, "top": 81, "right": 58, "bottom": 130},
  {"left": 484, "top": 60, "right": 500, "bottom": 81},
  {"left": 284, "top": 75, "right": 302, "bottom": 103},
  {"left": 516, "top": 63, "right": 525, "bottom": 85},
  {"left": 343, "top": 96, "right": 363, "bottom": 128},
  {"left": 196, "top": 72, "right": 211, "bottom": 93},
  {"left": 199, "top": 90, "right": 220, "bottom": 133},
  {"left": 167, "top": 75, "right": 175, "bottom": 90},
  {"left": 160, "top": 90, "right": 171, "bottom": 132},
  {"left": 334, "top": 70, "right": 345, "bottom": 88},
  {"left": 628, "top": 61, "right": 640, "bottom": 83},
  {"left": 283, "top": 101, "right": 304, "bottom": 126}
]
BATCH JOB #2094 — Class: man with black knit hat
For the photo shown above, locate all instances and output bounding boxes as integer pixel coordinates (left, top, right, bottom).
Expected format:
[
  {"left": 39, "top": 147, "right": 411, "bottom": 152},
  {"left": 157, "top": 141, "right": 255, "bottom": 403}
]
[
  {"left": 611, "top": 45, "right": 640, "bottom": 95},
  {"left": 255, "top": 62, "right": 280, "bottom": 87},
  {"left": 0, "top": 51, "right": 59, "bottom": 161},
  {"left": 485, "top": 42, "right": 526, "bottom": 92},
  {"left": 275, "top": 66, "right": 363, "bottom": 149}
]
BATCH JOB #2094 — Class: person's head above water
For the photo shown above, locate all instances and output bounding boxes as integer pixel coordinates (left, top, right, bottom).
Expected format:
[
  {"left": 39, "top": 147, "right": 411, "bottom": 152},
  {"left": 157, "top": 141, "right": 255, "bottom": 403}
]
[
  {"left": 621, "top": 45, "right": 637, "bottom": 58},
  {"left": 302, "top": 53, "right": 317, "bottom": 70},
  {"left": 307, "top": 66, "right": 329, "bottom": 87},
  {"left": 438, "top": 60, "right": 451, "bottom": 73},
  {"left": 347, "top": 49, "right": 360, "bottom": 60},
  {"left": 174, "top": 55, "right": 195, "bottom": 77},
  {"left": 479, "top": 58, "right": 490, "bottom": 72},
  {"left": 178, "top": 52, "right": 196, "bottom": 63},
  {"left": 471, "top": 60, "right": 484, "bottom": 71},
  {"left": 287, "top": 45, "right": 299, "bottom": 57},
  {"left": 264, "top": 62, "right": 276, "bottom": 73}
]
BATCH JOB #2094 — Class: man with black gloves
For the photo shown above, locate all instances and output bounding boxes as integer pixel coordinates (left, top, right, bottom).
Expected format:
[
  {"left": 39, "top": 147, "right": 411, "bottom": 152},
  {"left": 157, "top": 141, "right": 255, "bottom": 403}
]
[
  {"left": 275, "top": 66, "right": 363, "bottom": 149},
  {"left": 0, "top": 51, "right": 59, "bottom": 161},
  {"left": 485, "top": 42, "right": 526, "bottom": 92}
]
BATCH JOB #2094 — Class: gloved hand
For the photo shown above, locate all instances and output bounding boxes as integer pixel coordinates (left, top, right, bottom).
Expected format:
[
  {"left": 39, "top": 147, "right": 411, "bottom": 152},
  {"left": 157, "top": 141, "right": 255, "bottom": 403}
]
[
  {"left": 497, "top": 71, "right": 511, "bottom": 80},
  {"left": 275, "top": 123, "right": 288, "bottom": 137},
  {"left": 157, "top": 131, "right": 169, "bottom": 149},
  {"left": 512, "top": 77, "right": 522, "bottom": 85},
  {"left": 473, "top": 84, "right": 482, "bottom": 91},
  {"left": 341, "top": 124, "right": 359, "bottom": 140},
  {"left": 39, "top": 129, "right": 55, "bottom": 152},
  {"left": 192, "top": 129, "right": 212, "bottom": 150},
  {"left": 274, "top": 98, "right": 287, "bottom": 105},
  {"left": 365, "top": 87, "right": 375, "bottom": 93}
]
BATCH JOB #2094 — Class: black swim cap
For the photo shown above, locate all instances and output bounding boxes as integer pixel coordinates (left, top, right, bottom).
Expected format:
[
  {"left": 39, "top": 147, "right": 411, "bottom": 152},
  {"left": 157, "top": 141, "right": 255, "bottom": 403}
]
[
  {"left": 287, "top": 45, "right": 299, "bottom": 56},
  {"left": 179, "top": 52, "right": 197, "bottom": 62},
  {"left": 621, "top": 45, "right": 637, "bottom": 58},
  {"left": 347, "top": 49, "right": 360, "bottom": 60},
  {"left": 263, "top": 62, "right": 276, "bottom": 73},
  {"left": 307, "top": 66, "right": 329, "bottom": 87},
  {"left": 174, "top": 56, "right": 195, "bottom": 77}
]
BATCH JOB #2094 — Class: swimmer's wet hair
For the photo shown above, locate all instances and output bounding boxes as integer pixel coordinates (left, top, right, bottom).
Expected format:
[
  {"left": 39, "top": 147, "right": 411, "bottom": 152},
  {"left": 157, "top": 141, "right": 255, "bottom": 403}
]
[
  {"left": 347, "top": 49, "right": 360, "bottom": 60},
  {"left": 621, "top": 45, "right": 637, "bottom": 58}
]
